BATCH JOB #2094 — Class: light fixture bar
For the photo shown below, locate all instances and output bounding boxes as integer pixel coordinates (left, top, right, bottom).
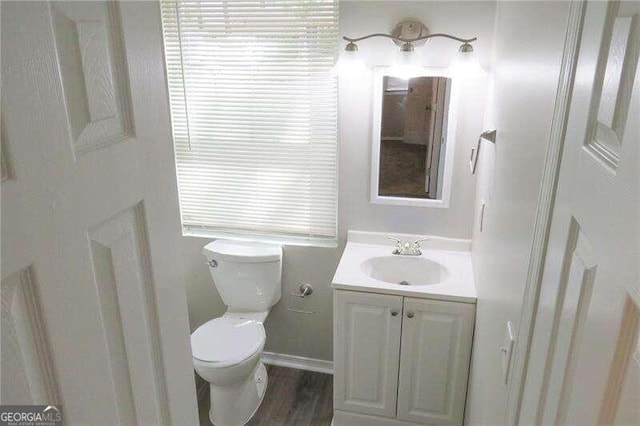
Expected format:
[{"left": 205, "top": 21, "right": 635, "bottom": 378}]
[
  {"left": 342, "top": 19, "right": 478, "bottom": 53},
  {"left": 342, "top": 33, "right": 477, "bottom": 44}
]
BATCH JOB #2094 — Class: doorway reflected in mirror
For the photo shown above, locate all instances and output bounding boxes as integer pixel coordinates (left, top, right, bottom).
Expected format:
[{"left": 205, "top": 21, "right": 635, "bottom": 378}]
[{"left": 378, "top": 76, "right": 450, "bottom": 199}]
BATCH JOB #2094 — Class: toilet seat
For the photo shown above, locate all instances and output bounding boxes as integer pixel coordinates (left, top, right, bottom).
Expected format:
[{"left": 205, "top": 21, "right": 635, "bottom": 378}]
[{"left": 191, "top": 317, "right": 265, "bottom": 367}]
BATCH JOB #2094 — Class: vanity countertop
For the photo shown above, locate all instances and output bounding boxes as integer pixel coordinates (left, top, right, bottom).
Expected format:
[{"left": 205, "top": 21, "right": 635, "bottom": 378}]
[{"left": 331, "top": 230, "right": 477, "bottom": 304}]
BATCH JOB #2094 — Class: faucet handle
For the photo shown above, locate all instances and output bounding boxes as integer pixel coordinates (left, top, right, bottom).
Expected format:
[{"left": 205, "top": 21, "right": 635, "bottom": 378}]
[
  {"left": 412, "top": 238, "right": 429, "bottom": 248},
  {"left": 388, "top": 236, "right": 402, "bottom": 246},
  {"left": 388, "top": 236, "right": 403, "bottom": 254}
]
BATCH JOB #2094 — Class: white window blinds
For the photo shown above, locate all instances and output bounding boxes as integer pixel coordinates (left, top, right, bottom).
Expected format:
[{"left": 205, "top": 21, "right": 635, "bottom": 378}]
[{"left": 160, "top": 1, "right": 338, "bottom": 246}]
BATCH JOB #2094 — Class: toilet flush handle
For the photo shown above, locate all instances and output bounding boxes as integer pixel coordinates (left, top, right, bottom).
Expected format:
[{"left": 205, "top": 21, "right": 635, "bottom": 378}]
[{"left": 206, "top": 259, "right": 218, "bottom": 268}]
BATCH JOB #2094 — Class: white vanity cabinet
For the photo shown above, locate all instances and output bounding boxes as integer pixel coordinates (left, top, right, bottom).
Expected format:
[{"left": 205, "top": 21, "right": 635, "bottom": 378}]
[
  {"left": 333, "top": 290, "right": 475, "bottom": 426},
  {"left": 396, "top": 297, "right": 475, "bottom": 425},
  {"left": 333, "top": 291, "right": 403, "bottom": 418}
]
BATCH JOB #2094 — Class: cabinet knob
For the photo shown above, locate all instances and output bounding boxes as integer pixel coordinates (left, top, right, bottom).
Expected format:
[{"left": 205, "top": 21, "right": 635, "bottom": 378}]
[
  {"left": 391, "top": 310, "right": 399, "bottom": 317},
  {"left": 406, "top": 311, "right": 414, "bottom": 319}
]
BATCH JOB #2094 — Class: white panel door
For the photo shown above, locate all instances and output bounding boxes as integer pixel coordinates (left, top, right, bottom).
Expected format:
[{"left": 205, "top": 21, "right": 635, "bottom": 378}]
[
  {"left": 333, "top": 290, "right": 403, "bottom": 418},
  {"left": 397, "top": 298, "right": 475, "bottom": 426},
  {"left": 521, "top": 1, "right": 640, "bottom": 424},
  {"left": 1, "top": 1, "right": 198, "bottom": 424}
]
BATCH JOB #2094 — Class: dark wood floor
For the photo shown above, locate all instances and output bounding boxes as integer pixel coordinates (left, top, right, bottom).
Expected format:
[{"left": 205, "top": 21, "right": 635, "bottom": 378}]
[{"left": 196, "top": 365, "right": 333, "bottom": 426}]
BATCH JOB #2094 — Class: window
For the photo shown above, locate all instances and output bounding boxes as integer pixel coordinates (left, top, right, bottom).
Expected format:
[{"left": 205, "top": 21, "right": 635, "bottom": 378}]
[{"left": 160, "top": 0, "right": 339, "bottom": 247}]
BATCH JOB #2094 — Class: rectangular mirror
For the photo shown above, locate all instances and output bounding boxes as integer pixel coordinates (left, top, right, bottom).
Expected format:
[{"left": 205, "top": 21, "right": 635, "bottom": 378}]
[{"left": 371, "top": 69, "right": 456, "bottom": 207}]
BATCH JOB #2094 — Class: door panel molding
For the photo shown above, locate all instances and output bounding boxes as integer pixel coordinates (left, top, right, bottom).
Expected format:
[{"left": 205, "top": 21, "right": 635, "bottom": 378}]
[
  {"left": 598, "top": 292, "right": 640, "bottom": 424},
  {"left": 0, "top": 266, "right": 60, "bottom": 405},
  {"left": 50, "top": 1, "right": 134, "bottom": 156},
  {"left": 1, "top": 112, "right": 14, "bottom": 182},
  {"left": 88, "top": 203, "right": 169, "bottom": 426},
  {"left": 584, "top": 1, "right": 640, "bottom": 170},
  {"left": 538, "top": 219, "right": 597, "bottom": 424}
]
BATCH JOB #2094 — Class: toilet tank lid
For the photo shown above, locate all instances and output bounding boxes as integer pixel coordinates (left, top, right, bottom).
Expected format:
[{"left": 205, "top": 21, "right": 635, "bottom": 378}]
[{"left": 203, "top": 239, "right": 282, "bottom": 263}]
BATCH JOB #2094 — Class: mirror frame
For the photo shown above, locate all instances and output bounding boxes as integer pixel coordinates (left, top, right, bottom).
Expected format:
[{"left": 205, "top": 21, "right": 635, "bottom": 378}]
[{"left": 370, "top": 67, "right": 459, "bottom": 208}]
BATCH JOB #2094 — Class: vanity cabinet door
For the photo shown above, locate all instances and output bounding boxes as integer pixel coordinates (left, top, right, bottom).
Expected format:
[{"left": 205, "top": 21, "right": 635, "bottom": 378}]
[
  {"left": 334, "top": 290, "right": 403, "bottom": 418},
  {"left": 397, "top": 298, "right": 475, "bottom": 426}
]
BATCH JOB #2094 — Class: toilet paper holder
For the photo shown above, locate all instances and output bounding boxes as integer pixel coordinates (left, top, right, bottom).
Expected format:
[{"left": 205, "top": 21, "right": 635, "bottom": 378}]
[{"left": 286, "top": 283, "right": 317, "bottom": 315}]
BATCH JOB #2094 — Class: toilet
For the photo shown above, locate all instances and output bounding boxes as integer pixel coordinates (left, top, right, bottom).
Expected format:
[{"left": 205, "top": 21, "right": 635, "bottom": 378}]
[{"left": 191, "top": 239, "right": 282, "bottom": 426}]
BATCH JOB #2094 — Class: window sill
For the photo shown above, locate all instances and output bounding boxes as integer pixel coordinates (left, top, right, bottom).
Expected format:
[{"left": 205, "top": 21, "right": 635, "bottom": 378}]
[{"left": 182, "top": 228, "right": 338, "bottom": 248}]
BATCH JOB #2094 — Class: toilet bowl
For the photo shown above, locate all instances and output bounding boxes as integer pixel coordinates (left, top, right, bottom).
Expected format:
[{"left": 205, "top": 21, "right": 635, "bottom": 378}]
[
  {"left": 193, "top": 240, "right": 282, "bottom": 425},
  {"left": 192, "top": 315, "right": 268, "bottom": 425}
]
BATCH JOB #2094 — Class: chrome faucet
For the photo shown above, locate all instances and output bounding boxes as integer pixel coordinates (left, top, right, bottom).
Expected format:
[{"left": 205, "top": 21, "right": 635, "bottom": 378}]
[{"left": 388, "top": 237, "right": 429, "bottom": 256}]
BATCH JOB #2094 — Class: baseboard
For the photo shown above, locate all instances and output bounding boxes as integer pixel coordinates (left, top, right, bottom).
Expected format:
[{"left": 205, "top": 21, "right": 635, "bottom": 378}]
[
  {"left": 261, "top": 351, "right": 333, "bottom": 375},
  {"left": 333, "top": 410, "right": 422, "bottom": 426}
]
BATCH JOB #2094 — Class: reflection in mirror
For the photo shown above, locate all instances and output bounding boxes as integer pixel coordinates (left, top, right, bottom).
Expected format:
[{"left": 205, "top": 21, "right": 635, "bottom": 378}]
[{"left": 378, "top": 76, "right": 451, "bottom": 200}]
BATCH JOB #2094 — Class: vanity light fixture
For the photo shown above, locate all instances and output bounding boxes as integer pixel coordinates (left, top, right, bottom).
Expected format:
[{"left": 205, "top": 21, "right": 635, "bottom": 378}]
[
  {"left": 341, "top": 20, "right": 477, "bottom": 59},
  {"left": 333, "top": 41, "right": 367, "bottom": 76}
]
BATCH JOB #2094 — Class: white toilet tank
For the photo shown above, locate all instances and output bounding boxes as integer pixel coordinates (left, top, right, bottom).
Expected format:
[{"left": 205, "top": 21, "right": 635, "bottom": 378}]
[{"left": 203, "top": 240, "right": 282, "bottom": 311}]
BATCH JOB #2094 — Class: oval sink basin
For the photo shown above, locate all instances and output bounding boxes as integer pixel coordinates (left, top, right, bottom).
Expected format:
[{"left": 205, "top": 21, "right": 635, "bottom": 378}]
[{"left": 360, "top": 256, "right": 449, "bottom": 286}]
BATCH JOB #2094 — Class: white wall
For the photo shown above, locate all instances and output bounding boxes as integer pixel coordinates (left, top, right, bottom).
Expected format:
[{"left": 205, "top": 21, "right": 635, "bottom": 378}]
[
  {"left": 181, "top": 1, "right": 495, "bottom": 362},
  {"left": 465, "top": 2, "right": 571, "bottom": 425}
]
